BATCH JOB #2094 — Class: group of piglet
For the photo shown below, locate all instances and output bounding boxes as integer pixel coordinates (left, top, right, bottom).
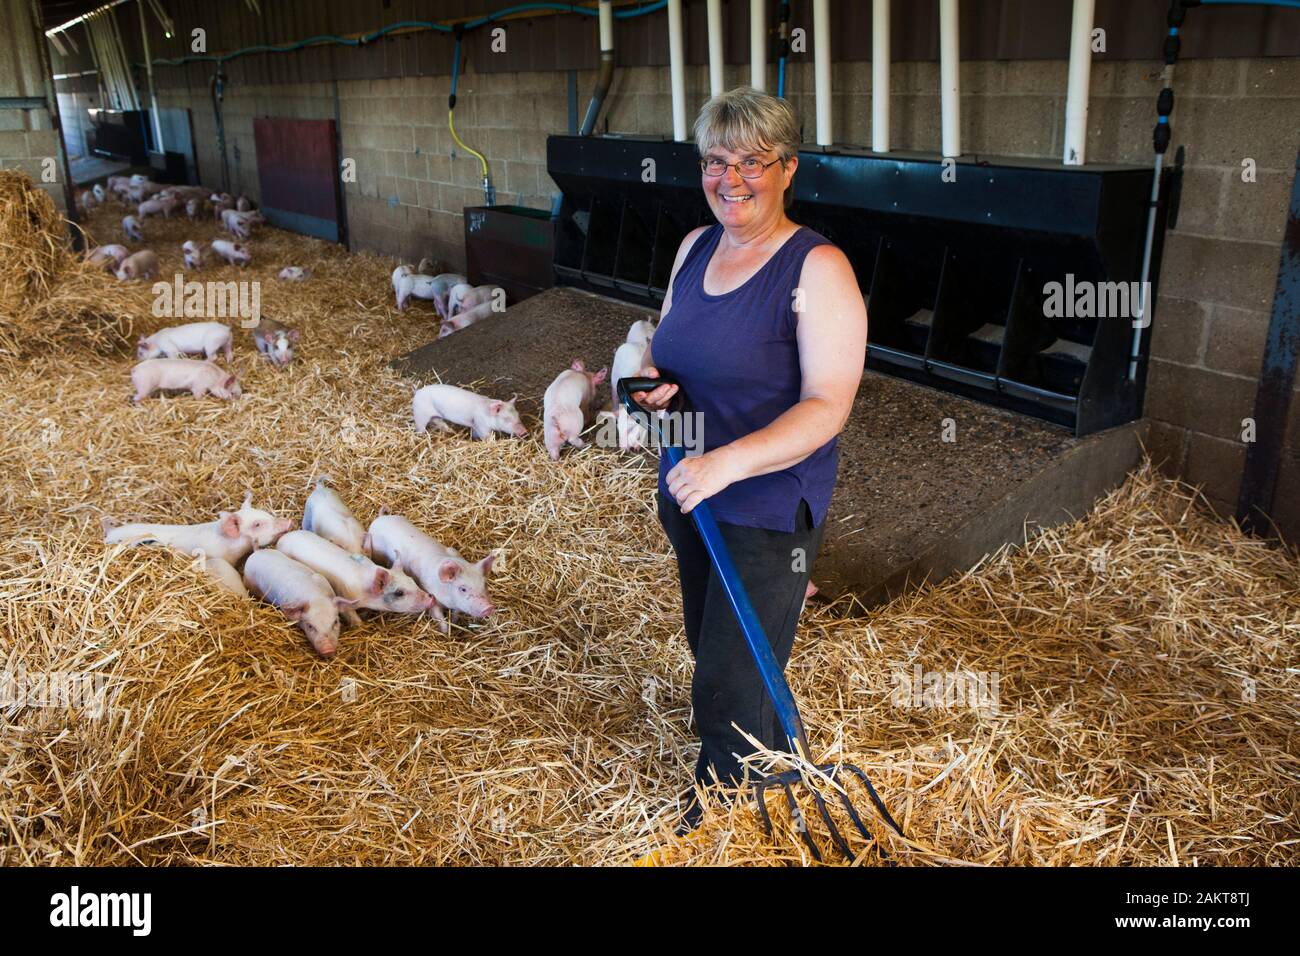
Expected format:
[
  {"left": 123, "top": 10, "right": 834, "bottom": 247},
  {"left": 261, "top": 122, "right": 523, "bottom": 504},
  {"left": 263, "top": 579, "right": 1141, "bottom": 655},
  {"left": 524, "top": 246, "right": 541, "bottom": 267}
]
[
  {"left": 130, "top": 316, "right": 300, "bottom": 403},
  {"left": 391, "top": 259, "right": 505, "bottom": 339},
  {"left": 82, "top": 173, "right": 309, "bottom": 282},
  {"left": 102, "top": 477, "right": 498, "bottom": 657},
  {"left": 409, "top": 318, "right": 654, "bottom": 462}
]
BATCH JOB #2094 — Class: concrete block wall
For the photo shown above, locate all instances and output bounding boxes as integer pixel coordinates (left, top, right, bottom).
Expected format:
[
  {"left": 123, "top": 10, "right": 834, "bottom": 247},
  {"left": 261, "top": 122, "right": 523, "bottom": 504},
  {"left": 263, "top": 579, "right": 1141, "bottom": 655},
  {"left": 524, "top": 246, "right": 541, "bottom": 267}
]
[
  {"left": 1, "top": 0, "right": 66, "bottom": 210},
  {"left": 145, "top": 52, "right": 1299, "bottom": 534}
]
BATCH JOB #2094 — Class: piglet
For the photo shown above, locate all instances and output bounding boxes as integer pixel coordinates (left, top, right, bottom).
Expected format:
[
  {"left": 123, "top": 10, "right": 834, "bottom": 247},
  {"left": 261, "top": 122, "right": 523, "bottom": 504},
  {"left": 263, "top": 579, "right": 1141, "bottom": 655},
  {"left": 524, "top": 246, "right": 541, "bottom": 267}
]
[
  {"left": 278, "top": 266, "right": 309, "bottom": 281},
  {"left": 542, "top": 360, "right": 608, "bottom": 460},
  {"left": 243, "top": 548, "right": 353, "bottom": 658},
  {"left": 610, "top": 340, "right": 651, "bottom": 450},
  {"left": 210, "top": 239, "right": 251, "bottom": 268},
  {"left": 249, "top": 316, "right": 298, "bottom": 366},
  {"left": 103, "top": 491, "right": 293, "bottom": 566},
  {"left": 438, "top": 299, "right": 495, "bottom": 337},
  {"left": 413, "top": 383, "right": 526, "bottom": 440},
  {"left": 92, "top": 183, "right": 106, "bottom": 204},
  {"left": 368, "top": 514, "right": 496, "bottom": 629},
  {"left": 131, "top": 358, "right": 241, "bottom": 403},
  {"left": 182, "top": 240, "right": 205, "bottom": 270},
  {"left": 627, "top": 319, "right": 656, "bottom": 349},
  {"left": 137, "top": 196, "right": 179, "bottom": 218},
  {"left": 137, "top": 322, "right": 233, "bottom": 362},
  {"left": 86, "top": 244, "right": 129, "bottom": 272},
  {"left": 190, "top": 548, "right": 250, "bottom": 598},
  {"left": 395, "top": 271, "right": 464, "bottom": 314},
  {"left": 185, "top": 198, "right": 207, "bottom": 220},
  {"left": 302, "top": 475, "right": 369, "bottom": 555},
  {"left": 275, "top": 530, "right": 438, "bottom": 626},
  {"left": 221, "top": 209, "right": 263, "bottom": 239},
  {"left": 116, "top": 249, "right": 159, "bottom": 281},
  {"left": 78, "top": 190, "right": 97, "bottom": 215},
  {"left": 448, "top": 283, "right": 504, "bottom": 317},
  {"left": 236, "top": 195, "right": 256, "bottom": 212},
  {"left": 122, "top": 215, "right": 144, "bottom": 242}
]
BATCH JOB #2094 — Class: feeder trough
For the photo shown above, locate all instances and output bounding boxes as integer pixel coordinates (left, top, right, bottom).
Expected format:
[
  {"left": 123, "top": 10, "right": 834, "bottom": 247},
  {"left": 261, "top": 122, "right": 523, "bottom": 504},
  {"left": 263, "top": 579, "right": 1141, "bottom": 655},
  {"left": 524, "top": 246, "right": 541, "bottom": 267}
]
[{"left": 547, "top": 134, "right": 1172, "bottom": 436}]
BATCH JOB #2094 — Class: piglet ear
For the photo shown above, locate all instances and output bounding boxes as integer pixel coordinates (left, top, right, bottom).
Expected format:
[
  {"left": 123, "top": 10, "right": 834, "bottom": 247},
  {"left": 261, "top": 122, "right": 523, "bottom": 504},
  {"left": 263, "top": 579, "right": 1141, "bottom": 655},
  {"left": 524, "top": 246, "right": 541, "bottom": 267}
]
[
  {"left": 334, "top": 596, "right": 359, "bottom": 609},
  {"left": 223, "top": 374, "right": 237, "bottom": 390},
  {"left": 218, "top": 511, "right": 241, "bottom": 539},
  {"left": 370, "top": 568, "right": 390, "bottom": 596},
  {"left": 282, "top": 602, "right": 307, "bottom": 621},
  {"left": 438, "top": 560, "right": 461, "bottom": 583},
  {"left": 593, "top": 366, "right": 609, "bottom": 385},
  {"left": 570, "top": 359, "right": 585, "bottom": 372},
  {"left": 489, "top": 400, "right": 503, "bottom": 415},
  {"left": 478, "top": 552, "right": 496, "bottom": 576}
]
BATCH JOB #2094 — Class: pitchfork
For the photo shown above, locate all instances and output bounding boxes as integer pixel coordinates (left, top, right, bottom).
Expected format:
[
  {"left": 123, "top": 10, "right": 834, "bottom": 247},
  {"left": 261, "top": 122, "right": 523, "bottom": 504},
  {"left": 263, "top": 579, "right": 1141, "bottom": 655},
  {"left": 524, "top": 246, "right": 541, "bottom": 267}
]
[{"left": 619, "top": 376, "right": 906, "bottom": 863}]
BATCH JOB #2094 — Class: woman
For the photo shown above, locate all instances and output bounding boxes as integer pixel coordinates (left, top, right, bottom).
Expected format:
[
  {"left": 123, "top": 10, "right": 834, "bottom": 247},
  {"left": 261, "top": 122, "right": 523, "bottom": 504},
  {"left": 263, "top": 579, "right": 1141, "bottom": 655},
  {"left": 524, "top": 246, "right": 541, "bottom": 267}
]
[{"left": 632, "top": 86, "right": 868, "bottom": 831}]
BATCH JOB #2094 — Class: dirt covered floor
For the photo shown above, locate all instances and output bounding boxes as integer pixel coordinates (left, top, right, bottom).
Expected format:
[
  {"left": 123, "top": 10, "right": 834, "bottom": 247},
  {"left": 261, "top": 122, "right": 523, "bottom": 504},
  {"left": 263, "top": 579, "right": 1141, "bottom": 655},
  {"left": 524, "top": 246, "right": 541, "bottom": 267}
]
[
  {"left": 398, "top": 285, "right": 1079, "bottom": 598},
  {"left": 1, "top": 175, "right": 1297, "bottom": 865}
]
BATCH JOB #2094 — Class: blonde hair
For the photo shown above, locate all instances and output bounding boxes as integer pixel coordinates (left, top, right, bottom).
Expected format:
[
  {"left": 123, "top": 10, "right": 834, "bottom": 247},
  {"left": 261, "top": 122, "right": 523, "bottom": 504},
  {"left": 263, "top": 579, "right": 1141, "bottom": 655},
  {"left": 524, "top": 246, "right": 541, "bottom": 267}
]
[{"left": 693, "top": 86, "right": 801, "bottom": 209}]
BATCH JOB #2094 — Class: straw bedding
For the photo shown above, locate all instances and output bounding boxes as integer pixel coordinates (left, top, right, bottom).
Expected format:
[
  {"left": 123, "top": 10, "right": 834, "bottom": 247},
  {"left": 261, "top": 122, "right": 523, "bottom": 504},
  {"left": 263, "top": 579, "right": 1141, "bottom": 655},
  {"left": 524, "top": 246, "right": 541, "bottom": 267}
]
[{"left": 1, "top": 171, "right": 1296, "bottom": 866}]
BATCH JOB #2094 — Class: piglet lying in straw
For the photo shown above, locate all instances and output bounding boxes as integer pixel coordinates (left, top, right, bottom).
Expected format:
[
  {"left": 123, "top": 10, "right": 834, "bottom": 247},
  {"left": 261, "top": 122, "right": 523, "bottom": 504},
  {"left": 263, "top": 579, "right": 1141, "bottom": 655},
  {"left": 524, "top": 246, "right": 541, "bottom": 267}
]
[
  {"left": 542, "top": 360, "right": 607, "bottom": 461},
  {"left": 130, "top": 358, "right": 240, "bottom": 403},
  {"left": 302, "top": 475, "right": 369, "bottom": 555},
  {"left": 190, "top": 548, "right": 249, "bottom": 598},
  {"left": 137, "top": 322, "right": 232, "bottom": 362},
  {"left": 278, "top": 266, "right": 310, "bottom": 281},
  {"left": 102, "top": 491, "right": 293, "bottom": 566},
  {"left": 243, "top": 549, "right": 355, "bottom": 658},
  {"left": 122, "top": 215, "right": 144, "bottom": 242},
  {"left": 367, "top": 514, "right": 496, "bottom": 634},
  {"left": 275, "top": 530, "right": 439, "bottom": 626},
  {"left": 249, "top": 317, "right": 298, "bottom": 367},
  {"left": 412, "top": 383, "right": 526, "bottom": 440}
]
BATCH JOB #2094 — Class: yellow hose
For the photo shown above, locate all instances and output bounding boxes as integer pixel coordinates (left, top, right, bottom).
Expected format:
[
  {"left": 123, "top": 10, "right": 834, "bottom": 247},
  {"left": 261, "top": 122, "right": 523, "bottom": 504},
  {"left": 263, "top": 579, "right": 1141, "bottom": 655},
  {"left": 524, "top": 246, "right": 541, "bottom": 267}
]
[{"left": 448, "top": 108, "right": 489, "bottom": 180}]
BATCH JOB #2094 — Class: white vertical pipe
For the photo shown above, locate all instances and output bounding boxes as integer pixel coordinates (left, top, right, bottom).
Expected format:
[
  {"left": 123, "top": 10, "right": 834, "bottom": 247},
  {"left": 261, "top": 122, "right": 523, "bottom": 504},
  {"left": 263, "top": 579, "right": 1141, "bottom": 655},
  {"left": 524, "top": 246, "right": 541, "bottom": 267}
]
[
  {"left": 707, "top": 0, "right": 724, "bottom": 97},
  {"left": 137, "top": 0, "right": 164, "bottom": 152},
  {"left": 598, "top": 0, "right": 613, "bottom": 51},
  {"left": 750, "top": 0, "right": 766, "bottom": 91},
  {"left": 872, "top": 0, "right": 890, "bottom": 152},
  {"left": 1063, "top": 0, "right": 1095, "bottom": 165},
  {"left": 939, "top": 0, "right": 961, "bottom": 158},
  {"left": 668, "top": 0, "right": 687, "bottom": 141},
  {"left": 813, "top": 0, "right": 831, "bottom": 146}
]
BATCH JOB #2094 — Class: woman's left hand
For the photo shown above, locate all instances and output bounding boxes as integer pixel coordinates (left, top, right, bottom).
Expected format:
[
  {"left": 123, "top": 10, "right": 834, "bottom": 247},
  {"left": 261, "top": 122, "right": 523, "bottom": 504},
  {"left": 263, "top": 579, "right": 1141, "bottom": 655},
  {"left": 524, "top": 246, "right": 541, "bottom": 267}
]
[{"left": 666, "top": 448, "right": 743, "bottom": 515}]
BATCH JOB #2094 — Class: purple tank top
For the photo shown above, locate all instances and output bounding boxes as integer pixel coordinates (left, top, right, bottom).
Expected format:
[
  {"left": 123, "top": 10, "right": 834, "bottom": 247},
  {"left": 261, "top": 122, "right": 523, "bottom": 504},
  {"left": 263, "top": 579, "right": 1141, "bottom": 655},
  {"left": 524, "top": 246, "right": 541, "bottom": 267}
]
[{"left": 653, "top": 222, "right": 839, "bottom": 533}]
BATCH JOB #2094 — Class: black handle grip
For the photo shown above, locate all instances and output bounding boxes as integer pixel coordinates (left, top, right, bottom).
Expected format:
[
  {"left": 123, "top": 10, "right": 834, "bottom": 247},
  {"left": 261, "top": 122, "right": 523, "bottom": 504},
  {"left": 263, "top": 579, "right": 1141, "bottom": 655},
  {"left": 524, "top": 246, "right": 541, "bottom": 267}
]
[{"left": 617, "top": 375, "right": 681, "bottom": 418}]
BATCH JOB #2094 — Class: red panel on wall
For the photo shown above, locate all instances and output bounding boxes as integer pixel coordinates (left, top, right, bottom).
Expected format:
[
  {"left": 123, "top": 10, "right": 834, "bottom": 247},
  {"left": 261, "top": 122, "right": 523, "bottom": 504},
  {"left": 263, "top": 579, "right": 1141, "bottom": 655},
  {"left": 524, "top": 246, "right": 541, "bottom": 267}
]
[{"left": 252, "top": 117, "right": 342, "bottom": 243}]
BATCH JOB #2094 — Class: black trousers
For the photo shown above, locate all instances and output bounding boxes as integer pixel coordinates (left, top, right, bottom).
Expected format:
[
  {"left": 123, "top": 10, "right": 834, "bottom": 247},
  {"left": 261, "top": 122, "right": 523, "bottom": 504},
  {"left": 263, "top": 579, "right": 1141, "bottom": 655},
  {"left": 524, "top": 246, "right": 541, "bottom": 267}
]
[{"left": 657, "top": 491, "right": 826, "bottom": 787}]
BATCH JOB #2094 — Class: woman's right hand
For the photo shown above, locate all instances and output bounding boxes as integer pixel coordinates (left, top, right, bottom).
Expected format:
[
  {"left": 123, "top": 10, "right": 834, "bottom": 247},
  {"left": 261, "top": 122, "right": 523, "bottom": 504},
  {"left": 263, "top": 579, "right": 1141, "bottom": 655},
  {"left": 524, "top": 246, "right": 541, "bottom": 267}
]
[{"left": 630, "top": 366, "right": 679, "bottom": 412}]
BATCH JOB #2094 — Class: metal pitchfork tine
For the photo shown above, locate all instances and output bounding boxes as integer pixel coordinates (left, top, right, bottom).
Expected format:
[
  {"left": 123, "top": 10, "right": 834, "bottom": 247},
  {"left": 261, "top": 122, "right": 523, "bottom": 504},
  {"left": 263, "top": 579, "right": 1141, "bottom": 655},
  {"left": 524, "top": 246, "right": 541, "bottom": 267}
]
[{"left": 619, "top": 375, "right": 907, "bottom": 864}]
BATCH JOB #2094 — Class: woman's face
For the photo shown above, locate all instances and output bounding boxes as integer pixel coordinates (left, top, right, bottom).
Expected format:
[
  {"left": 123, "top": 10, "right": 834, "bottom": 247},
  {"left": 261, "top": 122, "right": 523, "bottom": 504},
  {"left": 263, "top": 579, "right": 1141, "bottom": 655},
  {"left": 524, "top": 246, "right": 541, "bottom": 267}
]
[{"left": 701, "top": 144, "right": 796, "bottom": 232}]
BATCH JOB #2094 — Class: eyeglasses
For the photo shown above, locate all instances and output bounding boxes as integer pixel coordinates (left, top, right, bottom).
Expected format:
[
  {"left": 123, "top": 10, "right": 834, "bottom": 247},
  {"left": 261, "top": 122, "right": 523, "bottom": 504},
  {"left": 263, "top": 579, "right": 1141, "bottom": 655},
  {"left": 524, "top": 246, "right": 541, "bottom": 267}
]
[{"left": 700, "top": 156, "right": 784, "bottom": 179}]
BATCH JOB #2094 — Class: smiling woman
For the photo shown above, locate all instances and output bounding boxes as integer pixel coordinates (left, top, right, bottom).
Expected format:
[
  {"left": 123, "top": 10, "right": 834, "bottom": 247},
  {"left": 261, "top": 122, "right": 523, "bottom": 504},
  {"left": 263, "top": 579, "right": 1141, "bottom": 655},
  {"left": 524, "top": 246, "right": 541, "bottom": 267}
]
[{"left": 629, "top": 86, "right": 870, "bottom": 834}]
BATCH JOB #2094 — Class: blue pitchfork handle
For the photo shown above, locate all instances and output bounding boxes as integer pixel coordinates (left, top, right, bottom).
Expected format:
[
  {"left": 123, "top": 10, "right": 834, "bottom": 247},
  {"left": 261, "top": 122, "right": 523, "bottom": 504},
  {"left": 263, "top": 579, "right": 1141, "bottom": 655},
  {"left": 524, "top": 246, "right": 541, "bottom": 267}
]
[{"left": 618, "top": 375, "right": 905, "bottom": 862}]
